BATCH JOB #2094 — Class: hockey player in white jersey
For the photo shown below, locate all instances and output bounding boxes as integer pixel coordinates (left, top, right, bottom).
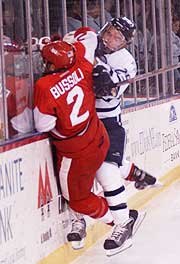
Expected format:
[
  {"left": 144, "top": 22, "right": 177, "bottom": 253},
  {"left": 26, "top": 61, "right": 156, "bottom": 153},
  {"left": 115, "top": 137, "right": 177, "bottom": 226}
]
[
  {"left": 93, "top": 17, "right": 157, "bottom": 190},
  {"left": 65, "top": 17, "right": 158, "bottom": 256}
]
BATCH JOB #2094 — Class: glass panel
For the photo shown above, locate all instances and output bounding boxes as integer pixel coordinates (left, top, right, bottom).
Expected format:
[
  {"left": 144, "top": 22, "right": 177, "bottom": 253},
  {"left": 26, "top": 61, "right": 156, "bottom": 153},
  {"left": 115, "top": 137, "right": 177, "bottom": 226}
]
[
  {"left": 104, "top": 0, "right": 116, "bottom": 18},
  {"left": 0, "top": 46, "right": 4, "bottom": 141},
  {"left": 31, "top": 1, "right": 47, "bottom": 38},
  {"left": 3, "top": 0, "right": 34, "bottom": 139},
  {"left": 31, "top": 0, "right": 49, "bottom": 82},
  {"left": 172, "top": 10, "right": 180, "bottom": 91},
  {"left": 49, "top": 0, "right": 118, "bottom": 38},
  {"left": 49, "top": 0, "right": 63, "bottom": 37}
]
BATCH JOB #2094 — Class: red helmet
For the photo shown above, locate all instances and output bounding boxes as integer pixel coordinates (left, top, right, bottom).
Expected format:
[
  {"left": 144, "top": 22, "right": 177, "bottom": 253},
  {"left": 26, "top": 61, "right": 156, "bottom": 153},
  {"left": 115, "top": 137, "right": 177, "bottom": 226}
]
[{"left": 41, "top": 40, "right": 76, "bottom": 69}]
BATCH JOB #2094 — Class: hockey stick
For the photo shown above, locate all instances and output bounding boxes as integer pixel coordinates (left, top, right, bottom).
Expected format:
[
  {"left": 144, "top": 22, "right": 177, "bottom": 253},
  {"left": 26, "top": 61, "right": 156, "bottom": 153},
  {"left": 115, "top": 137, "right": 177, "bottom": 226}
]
[{"left": 114, "top": 62, "right": 180, "bottom": 87}]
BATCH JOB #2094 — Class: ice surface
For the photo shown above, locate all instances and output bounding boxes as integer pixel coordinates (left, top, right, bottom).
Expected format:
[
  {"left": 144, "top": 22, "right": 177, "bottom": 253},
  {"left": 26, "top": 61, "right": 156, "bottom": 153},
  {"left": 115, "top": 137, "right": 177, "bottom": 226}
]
[{"left": 72, "top": 180, "right": 180, "bottom": 264}]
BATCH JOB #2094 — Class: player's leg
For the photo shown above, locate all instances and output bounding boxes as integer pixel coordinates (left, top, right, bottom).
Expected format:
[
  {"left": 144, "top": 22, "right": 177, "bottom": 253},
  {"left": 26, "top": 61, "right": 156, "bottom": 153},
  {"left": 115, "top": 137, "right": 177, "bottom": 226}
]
[
  {"left": 96, "top": 162, "right": 134, "bottom": 255},
  {"left": 96, "top": 163, "right": 148, "bottom": 254},
  {"left": 102, "top": 115, "right": 158, "bottom": 190},
  {"left": 66, "top": 207, "right": 146, "bottom": 251},
  {"left": 67, "top": 209, "right": 87, "bottom": 250},
  {"left": 97, "top": 117, "right": 146, "bottom": 255},
  {"left": 59, "top": 155, "right": 113, "bottom": 219},
  {"left": 96, "top": 162, "right": 129, "bottom": 223},
  {"left": 57, "top": 138, "right": 114, "bottom": 249},
  {"left": 66, "top": 160, "right": 131, "bottom": 253},
  {"left": 66, "top": 117, "right": 145, "bottom": 254}
]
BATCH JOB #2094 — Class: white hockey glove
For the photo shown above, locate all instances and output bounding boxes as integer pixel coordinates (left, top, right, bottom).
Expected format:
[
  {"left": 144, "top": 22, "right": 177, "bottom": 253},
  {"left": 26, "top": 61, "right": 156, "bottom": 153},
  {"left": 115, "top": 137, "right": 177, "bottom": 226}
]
[{"left": 63, "top": 31, "right": 75, "bottom": 43}]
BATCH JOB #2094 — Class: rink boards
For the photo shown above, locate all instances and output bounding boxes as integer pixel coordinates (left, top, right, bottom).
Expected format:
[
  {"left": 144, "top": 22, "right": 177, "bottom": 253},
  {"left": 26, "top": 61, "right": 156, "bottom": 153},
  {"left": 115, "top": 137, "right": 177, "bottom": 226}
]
[{"left": 0, "top": 96, "right": 180, "bottom": 264}]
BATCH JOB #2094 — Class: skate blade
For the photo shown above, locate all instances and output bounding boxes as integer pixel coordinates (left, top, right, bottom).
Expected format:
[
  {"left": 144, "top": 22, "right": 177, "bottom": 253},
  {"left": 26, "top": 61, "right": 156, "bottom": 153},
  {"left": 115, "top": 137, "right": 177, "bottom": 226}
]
[
  {"left": 132, "top": 211, "right": 146, "bottom": 236},
  {"left": 71, "top": 238, "right": 85, "bottom": 250},
  {"left": 105, "top": 238, "right": 132, "bottom": 257},
  {"left": 148, "top": 180, "right": 163, "bottom": 189}
]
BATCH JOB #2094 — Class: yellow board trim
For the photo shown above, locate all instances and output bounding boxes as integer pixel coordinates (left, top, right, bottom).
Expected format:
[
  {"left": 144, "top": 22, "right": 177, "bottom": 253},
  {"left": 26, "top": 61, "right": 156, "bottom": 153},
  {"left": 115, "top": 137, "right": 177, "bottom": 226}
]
[{"left": 38, "top": 165, "right": 180, "bottom": 264}]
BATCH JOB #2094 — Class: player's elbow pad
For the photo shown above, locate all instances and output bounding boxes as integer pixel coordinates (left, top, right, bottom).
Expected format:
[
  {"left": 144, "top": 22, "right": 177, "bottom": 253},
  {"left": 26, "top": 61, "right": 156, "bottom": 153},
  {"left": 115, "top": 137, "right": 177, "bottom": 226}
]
[{"left": 34, "top": 107, "right": 56, "bottom": 133}]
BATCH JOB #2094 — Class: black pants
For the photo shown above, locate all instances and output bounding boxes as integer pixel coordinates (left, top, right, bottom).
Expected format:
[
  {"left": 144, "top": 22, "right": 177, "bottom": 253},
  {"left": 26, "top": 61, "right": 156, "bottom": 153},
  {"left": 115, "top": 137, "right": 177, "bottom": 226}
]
[{"left": 101, "top": 114, "right": 125, "bottom": 167}]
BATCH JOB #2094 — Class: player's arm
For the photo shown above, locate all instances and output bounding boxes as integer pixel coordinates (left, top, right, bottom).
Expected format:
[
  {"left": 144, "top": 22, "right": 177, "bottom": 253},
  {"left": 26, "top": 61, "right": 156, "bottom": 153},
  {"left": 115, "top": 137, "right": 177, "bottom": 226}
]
[
  {"left": 107, "top": 50, "right": 137, "bottom": 96},
  {"left": 63, "top": 27, "right": 98, "bottom": 65},
  {"left": 33, "top": 107, "right": 57, "bottom": 133},
  {"left": 93, "top": 53, "right": 137, "bottom": 98},
  {"left": 10, "top": 107, "right": 33, "bottom": 133}
]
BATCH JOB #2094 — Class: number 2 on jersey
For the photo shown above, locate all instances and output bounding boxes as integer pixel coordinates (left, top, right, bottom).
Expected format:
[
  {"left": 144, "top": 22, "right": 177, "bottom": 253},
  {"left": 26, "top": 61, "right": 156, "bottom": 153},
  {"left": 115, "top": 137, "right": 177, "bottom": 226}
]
[{"left": 67, "top": 85, "right": 89, "bottom": 126}]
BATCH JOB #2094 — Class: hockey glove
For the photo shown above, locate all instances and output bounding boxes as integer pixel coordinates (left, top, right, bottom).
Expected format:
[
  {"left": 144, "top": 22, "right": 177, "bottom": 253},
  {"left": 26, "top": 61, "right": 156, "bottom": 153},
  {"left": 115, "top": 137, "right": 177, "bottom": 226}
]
[{"left": 92, "top": 65, "right": 116, "bottom": 97}]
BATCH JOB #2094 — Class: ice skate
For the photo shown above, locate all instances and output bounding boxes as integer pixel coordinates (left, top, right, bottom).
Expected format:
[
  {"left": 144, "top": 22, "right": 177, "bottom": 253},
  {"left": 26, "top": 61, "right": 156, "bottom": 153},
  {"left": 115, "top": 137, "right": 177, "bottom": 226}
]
[
  {"left": 133, "top": 166, "right": 163, "bottom": 190},
  {"left": 104, "top": 218, "right": 134, "bottom": 256},
  {"left": 146, "top": 179, "right": 163, "bottom": 189},
  {"left": 129, "top": 209, "right": 146, "bottom": 236},
  {"left": 67, "top": 218, "right": 86, "bottom": 250}
]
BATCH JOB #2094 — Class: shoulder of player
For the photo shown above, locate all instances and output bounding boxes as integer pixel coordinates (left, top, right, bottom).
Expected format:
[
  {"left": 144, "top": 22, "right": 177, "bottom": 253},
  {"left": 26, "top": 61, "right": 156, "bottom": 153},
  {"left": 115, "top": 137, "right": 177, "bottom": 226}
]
[
  {"left": 74, "top": 27, "right": 97, "bottom": 40},
  {"left": 35, "top": 74, "right": 50, "bottom": 84},
  {"left": 73, "top": 41, "right": 85, "bottom": 57},
  {"left": 34, "top": 74, "right": 58, "bottom": 90},
  {"left": 115, "top": 48, "right": 134, "bottom": 58},
  {"left": 116, "top": 48, "right": 135, "bottom": 65},
  {"left": 105, "top": 48, "right": 135, "bottom": 69},
  {"left": 105, "top": 48, "right": 133, "bottom": 61}
]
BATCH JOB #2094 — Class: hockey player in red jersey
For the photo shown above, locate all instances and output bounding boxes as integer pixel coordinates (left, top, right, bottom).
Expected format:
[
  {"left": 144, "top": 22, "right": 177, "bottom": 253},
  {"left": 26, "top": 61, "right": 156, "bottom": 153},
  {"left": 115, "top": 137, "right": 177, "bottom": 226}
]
[{"left": 33, "top": 27, "right": 115, "bottom": 228}]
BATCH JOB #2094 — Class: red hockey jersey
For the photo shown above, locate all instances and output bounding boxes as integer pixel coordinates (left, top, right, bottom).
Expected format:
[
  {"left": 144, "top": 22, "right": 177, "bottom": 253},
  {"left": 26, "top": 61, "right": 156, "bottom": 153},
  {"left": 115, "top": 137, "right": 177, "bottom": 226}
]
[{"left": 34, "top": 28, "right": 106, "bottom": 157}]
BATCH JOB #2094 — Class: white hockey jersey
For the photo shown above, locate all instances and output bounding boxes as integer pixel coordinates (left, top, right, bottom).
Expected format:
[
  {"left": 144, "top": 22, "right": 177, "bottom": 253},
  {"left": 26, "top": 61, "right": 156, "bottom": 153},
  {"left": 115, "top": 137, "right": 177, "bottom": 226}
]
[{"left": 95, "top": 48, "right": 137, "bottom": 119}]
